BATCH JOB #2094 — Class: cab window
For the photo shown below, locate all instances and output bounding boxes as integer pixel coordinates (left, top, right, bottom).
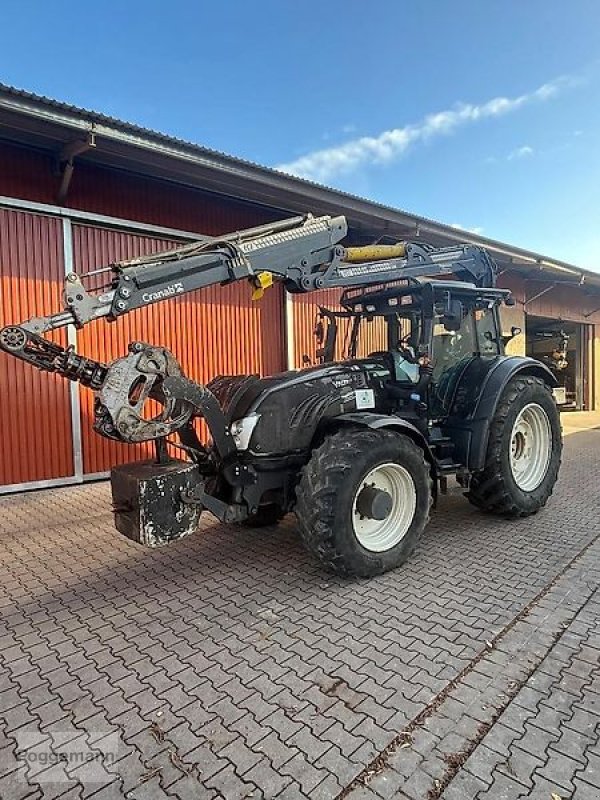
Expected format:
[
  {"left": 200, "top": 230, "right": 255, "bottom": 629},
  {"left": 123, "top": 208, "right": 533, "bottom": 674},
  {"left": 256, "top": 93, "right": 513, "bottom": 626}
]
[
  {"left": 429, "top": 310, "right": 476, "bottom": 418},
  {"left": 474, "top": 307, "right": 500, "bottom": 356}
]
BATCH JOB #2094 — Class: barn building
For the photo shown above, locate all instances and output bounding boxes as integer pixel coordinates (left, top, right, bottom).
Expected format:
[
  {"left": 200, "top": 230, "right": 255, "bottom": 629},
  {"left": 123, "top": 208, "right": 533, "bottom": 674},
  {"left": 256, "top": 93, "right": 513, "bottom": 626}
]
[{"left": 1, "top": 84, "right": 599, "bottom": 493}]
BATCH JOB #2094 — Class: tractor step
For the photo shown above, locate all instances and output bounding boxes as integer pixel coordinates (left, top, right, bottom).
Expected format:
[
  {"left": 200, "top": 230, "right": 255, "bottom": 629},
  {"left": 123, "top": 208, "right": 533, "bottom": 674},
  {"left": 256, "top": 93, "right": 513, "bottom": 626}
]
[
  {"left": 430, "top": 433, "right": 456, "bottom": 461},
  {"left": 436, "top": 459, "right": 462, "bottom": 473}
]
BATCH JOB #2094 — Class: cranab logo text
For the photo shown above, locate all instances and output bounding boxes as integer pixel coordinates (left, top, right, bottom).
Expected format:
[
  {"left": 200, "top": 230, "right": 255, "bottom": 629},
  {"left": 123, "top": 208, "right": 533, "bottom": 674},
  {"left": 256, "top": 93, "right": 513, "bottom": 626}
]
[{"left": 142, "top": 283, "right": 184, "bottom": 303}]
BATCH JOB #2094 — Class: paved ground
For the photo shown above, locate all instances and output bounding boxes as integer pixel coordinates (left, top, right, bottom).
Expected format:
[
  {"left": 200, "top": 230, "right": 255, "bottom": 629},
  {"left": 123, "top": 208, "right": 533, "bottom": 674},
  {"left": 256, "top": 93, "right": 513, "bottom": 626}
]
[
  {"left": 0, "top": 428, "right": 598, "bottom": 800},
  {"left": 560, "top": 410, "right": 600, "bottom": 437}
]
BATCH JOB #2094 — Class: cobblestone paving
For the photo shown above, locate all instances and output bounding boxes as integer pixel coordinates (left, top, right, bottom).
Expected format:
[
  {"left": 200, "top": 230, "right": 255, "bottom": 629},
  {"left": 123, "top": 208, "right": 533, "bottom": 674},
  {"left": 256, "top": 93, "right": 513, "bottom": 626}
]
[
  {"left": 444, "top": 588, "right": 600, "bottom": 800},
  {"left": 0, "top": 429, "right": 598, "bottom": 799},
  {"left": 342, "top": 527, "right": 600, "bottom": 800}
]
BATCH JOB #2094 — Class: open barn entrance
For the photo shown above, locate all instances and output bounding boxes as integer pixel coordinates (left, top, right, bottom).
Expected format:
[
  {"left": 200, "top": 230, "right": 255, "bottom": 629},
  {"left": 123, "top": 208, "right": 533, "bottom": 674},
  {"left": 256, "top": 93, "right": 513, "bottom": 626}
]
[{"left": 526, "top": 315, "right": 589, "bottom": 410}]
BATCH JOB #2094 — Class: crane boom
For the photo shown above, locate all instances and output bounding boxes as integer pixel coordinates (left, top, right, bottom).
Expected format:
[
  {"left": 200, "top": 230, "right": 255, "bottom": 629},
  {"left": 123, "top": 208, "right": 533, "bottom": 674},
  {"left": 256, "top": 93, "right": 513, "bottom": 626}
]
[{"left": 0, "top": 212, "right": 498, "bottom": 388}]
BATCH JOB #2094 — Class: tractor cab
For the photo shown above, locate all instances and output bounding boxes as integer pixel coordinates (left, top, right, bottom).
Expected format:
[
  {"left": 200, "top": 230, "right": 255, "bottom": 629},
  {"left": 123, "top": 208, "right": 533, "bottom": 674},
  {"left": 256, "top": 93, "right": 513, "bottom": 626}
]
[{"left": 314, "top": 278, "right": 516, "bottom": 423}]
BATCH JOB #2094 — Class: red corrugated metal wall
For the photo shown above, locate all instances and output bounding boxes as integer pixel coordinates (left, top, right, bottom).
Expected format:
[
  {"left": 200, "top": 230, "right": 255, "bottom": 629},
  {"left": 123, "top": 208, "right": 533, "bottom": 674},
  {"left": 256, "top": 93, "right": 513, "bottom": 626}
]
[
  {"left": 73, "top": 224, "right": 285, "bottom": 475},
  {"left": 0, "top": 141, "right": 283, "bottom": 234},
  {"left": 0, "top": 208, "right": 74, "bottom": 484},
  {"left": 292, "top": 291, "right": 387, "bottom": 367},
  {"left": 499, "top": 272, "right": 600, "bottom": 322},
  {"left": 0, "top": 142, "right": 289, "bottom": 487}
]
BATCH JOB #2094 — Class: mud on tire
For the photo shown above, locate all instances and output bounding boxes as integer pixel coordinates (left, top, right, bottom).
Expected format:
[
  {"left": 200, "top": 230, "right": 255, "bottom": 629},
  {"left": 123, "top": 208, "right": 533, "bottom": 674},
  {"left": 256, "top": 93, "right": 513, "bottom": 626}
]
[
  {"left": 295, "top": 427, "right": 432, "bottom": 577},
  {"left": 467, "top": 376, "right": 561, "bottom": 517}
]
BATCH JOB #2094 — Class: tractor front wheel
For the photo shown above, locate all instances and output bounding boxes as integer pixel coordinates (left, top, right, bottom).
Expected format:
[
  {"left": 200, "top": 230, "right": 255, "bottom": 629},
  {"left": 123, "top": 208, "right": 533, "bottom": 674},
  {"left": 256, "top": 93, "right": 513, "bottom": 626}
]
[
  {"left": 467, "top": 376, "right": 561, "bottom": 517},
  {"left": 295, "top": 428, "right": 432, "bottom": 577}
]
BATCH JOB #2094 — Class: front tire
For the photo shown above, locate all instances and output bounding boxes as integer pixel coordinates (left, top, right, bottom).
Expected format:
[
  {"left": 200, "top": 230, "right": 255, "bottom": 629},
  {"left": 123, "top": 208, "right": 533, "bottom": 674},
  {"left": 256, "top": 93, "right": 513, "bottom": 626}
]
[
  {"left": 295, "top": 428, "right": 432, "bottom": 577},
  {"left": 467, "top": 376, "right": 561, "bottom": 517}
]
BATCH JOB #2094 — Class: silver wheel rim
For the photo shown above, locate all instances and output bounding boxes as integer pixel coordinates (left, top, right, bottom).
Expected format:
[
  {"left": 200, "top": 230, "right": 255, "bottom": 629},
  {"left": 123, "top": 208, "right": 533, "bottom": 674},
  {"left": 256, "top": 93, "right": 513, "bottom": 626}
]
[
  {"left": 352, "top": 462, "right": 417, "bottom": 552},
  {"left": 509, "top": 403, "right": 552, "bottom": 491}
]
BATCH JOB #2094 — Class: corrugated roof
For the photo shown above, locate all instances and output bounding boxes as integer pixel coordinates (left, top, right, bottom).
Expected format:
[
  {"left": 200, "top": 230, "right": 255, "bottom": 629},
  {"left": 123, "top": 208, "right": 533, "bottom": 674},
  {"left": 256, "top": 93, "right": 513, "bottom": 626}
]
[
  {"left": 0, "top": 82, "right": 225, "bottom": 148},
  {"left": 0, "top": 81, "right": 598, "bottom": 289}
]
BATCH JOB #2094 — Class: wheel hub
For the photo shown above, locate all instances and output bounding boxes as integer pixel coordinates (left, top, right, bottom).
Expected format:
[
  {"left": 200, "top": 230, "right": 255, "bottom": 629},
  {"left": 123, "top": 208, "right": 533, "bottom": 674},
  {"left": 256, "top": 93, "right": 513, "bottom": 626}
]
[
  {"left": 352, "top": 462, "right": 417, "bottom": 553},
  {"left": 356, "top": 484, "right": 393, "bottom": 521},
  {"left": 509, "top": 403, "right": 552, "bottom": 491}
]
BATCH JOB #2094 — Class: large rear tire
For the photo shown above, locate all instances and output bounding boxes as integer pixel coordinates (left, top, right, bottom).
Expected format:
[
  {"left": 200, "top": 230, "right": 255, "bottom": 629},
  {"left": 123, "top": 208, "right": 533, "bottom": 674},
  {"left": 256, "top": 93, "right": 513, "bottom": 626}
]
[
  {"left": 295, "top": 428, "right": 432, "bottom": 577},
  {"left": 467, "top": 376, "right": 561, "bottom": 517}
]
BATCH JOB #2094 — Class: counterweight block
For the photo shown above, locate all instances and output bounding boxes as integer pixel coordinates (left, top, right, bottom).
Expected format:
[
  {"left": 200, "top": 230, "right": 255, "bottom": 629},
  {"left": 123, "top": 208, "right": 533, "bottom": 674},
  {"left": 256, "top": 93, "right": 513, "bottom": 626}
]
[{"left": 111, "top": 459, "right": 203, "bottom": 547}]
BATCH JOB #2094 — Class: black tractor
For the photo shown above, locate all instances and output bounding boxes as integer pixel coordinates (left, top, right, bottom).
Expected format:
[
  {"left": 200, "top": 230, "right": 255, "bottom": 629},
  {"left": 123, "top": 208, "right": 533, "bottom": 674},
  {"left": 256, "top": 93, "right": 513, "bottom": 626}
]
[{"left": 0, "top": 214, "right": 562, "bottom": 576}]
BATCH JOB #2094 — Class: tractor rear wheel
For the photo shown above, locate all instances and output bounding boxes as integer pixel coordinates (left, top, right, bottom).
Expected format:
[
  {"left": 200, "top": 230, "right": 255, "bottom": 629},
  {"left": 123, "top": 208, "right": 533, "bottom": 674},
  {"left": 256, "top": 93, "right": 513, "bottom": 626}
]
[
  {"left": 295, "top": 428, "right": 432, "bottom": 577},
  {"left": 467, "top": 376, "right": 561, "bottom": 517}
]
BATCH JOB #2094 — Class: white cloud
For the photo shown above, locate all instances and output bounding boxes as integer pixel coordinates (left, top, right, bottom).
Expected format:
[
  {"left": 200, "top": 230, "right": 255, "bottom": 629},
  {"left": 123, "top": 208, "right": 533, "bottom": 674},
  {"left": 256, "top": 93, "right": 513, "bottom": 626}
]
[
  {"left": 507, "top": 145, "right": 534, "bottom": 160},
  {"left": 275, "top": 75, "right": 576, "bottom": 182},
  {"left": 450, "top": 223, "right": 485, "bottom": 236}
]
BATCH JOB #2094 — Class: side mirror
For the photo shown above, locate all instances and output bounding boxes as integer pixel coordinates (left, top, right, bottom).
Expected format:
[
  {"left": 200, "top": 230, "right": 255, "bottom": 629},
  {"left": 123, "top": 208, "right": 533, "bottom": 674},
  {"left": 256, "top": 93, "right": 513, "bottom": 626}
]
[
  {"left": 442, "top": 314, "right": 462, "bottom": 332},
  {"left": 441, "top": 293, "right": 464, "bottom": 332}
]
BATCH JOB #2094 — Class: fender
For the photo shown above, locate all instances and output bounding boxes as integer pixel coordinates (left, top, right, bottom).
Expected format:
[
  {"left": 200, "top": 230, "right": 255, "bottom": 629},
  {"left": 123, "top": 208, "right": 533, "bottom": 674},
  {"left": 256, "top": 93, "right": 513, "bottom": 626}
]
[
  {"left": 444, "top": 356, "right": 557, "bottom": 471},
  {"left": 334, "top": 412, "right": 438, "bottom": 491}
]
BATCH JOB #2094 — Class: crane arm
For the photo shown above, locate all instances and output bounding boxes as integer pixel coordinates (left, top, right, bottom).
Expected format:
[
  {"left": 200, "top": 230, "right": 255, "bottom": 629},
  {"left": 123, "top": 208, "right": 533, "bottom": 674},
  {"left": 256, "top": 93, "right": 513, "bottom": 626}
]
[{"left": 0, "top": 211, "right": 497, "bottom": 390}]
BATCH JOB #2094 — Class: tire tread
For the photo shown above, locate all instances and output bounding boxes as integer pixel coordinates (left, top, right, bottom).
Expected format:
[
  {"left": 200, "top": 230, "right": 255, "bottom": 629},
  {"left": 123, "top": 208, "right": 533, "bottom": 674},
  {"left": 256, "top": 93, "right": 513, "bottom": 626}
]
[
  {"left": 467, "top": 376, "right": 562, "bottom": 517},
  {"left": 296, "top": 427, "right": 432, "bottom": 576}
]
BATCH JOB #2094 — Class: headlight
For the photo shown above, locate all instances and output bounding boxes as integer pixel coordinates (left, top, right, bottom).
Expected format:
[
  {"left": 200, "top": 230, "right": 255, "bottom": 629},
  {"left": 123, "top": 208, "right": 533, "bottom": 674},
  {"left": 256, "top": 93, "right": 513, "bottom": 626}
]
[{"left": 230, "top": 413, "right": 261, "bottom": 450}]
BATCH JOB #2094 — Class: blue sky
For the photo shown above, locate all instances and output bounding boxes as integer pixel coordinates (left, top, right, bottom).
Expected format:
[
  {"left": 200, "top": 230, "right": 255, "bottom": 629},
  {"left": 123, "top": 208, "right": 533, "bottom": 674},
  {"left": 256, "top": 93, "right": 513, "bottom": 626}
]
[{"left": 1, "top": 1, "right": 599, "bottom": 268}]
